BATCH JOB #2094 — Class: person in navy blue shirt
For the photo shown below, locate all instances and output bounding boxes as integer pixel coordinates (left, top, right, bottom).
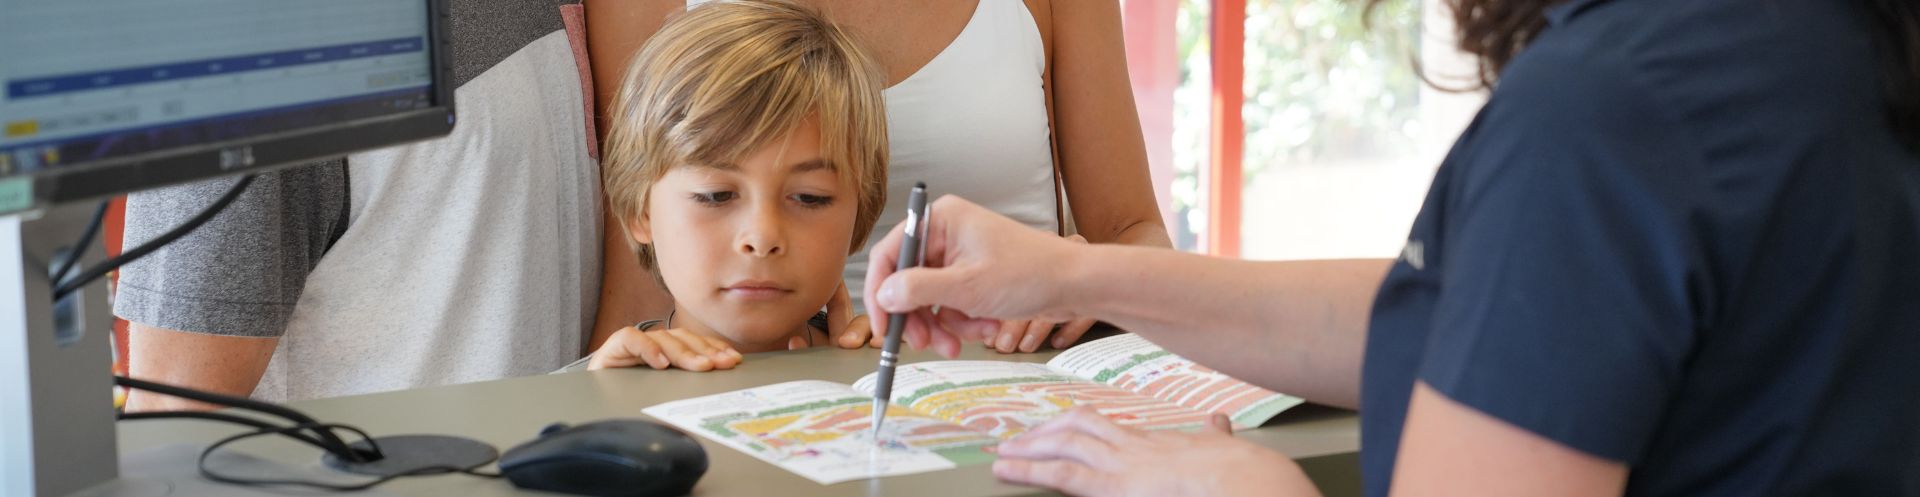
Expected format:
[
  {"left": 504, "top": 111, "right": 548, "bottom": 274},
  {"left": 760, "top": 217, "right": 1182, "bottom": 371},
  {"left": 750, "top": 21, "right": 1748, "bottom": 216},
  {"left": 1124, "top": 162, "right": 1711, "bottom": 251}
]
[{"left": 857, "top": 0, "right": 1920, "bottom": 495}]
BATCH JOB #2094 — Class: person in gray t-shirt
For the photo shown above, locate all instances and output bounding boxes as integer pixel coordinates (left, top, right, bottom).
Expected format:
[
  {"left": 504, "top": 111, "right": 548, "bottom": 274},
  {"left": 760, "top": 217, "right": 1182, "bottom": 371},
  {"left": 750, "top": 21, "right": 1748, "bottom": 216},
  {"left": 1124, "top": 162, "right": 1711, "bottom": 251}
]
[{"left": 114, "top": 0, "right": 648, "bottom": 407}]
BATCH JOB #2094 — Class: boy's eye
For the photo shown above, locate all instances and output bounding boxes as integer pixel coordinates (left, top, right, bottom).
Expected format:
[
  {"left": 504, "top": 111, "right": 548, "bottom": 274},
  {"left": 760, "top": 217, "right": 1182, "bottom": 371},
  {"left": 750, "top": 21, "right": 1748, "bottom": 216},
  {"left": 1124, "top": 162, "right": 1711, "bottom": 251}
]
[
  {"left": 792, "top": 194, "right": 834, "bottom": 208},
  {"left": 692, "top": 191, "right": 735, "bottom": 205}
]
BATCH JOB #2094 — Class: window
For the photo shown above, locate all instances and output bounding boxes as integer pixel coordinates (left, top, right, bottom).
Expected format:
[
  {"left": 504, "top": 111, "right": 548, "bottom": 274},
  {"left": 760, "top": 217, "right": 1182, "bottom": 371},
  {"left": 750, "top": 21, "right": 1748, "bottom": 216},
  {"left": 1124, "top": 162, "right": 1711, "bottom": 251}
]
[{"left": 1123, "top": 0, "right": 1484, "bottom": 259}]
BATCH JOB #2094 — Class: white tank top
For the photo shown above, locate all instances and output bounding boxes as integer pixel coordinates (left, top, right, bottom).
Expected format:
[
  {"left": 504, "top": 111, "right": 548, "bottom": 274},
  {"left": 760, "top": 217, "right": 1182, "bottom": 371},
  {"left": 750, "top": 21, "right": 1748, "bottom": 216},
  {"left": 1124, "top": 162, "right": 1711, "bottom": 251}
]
[{"left": 683, "top": 0, "right": 1058, "bottom": 310}]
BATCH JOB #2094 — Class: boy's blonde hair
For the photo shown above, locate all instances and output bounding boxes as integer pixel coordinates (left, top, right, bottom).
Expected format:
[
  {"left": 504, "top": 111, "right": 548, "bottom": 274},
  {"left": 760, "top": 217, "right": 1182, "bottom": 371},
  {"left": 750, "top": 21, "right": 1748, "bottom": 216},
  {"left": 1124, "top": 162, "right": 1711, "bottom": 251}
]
[{"left": 602, "top": 0, "right": 889, "bottom": 269}]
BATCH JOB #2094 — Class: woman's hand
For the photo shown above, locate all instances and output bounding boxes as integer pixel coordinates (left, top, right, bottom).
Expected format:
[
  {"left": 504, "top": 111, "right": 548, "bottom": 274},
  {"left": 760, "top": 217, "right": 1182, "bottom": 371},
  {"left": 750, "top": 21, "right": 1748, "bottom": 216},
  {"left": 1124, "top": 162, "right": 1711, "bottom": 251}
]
[
  {"left": 588, "top": 326, "right": 743, "bottom": 371},
  {"left": 992, "top": 408, "right": 1320, "bottom": 497},
  {"left": 864, "top": 196, "right": 1092, "bottom": 358},
  {"left": 986, "top": 235, "right": 1098, "bottom": 353}
]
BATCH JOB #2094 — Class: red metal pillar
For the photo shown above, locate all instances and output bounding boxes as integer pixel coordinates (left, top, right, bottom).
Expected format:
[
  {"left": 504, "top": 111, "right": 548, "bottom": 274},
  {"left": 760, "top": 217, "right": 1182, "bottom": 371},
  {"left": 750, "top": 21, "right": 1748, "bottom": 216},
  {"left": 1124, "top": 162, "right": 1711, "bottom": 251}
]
[{"left": 1208, "top": 0, "right": 1245, "bottom": 257}]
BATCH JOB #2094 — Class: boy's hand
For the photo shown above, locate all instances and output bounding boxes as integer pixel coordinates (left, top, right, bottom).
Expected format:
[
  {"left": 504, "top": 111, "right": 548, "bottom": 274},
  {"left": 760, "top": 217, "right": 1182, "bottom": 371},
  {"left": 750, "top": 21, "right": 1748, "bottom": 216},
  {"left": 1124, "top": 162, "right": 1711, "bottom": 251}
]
[
  {"left": 986, "top": 235, "right": 1095, "bottom": 353},
  {"left": 826, "top": 282, "right": 881, "bottom": 349},
  {"left": 588, "top": 326, "right": 742, "bottom": 371}
]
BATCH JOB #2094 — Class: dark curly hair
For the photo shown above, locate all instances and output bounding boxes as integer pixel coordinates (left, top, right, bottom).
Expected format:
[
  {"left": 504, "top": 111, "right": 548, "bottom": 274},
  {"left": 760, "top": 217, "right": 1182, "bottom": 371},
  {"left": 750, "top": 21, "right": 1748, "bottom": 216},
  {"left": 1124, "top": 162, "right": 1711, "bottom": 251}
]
[{"left": 1389, "top": 0, "right": 1920, "bottom": 151}]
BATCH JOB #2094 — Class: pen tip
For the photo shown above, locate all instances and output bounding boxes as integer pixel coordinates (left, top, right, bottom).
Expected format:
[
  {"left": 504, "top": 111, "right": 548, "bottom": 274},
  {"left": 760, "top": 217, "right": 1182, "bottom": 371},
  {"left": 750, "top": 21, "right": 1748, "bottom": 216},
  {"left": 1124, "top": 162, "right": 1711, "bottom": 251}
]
[{"left": 914, "top": 181, "right": 925, "bottom": 190}]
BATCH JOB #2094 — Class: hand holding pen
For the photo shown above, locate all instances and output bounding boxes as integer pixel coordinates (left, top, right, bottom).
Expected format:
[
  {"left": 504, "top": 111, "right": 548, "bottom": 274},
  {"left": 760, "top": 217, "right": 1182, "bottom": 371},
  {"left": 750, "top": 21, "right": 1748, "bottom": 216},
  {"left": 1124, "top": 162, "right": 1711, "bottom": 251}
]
[
  {"left": 870, "top": 182, "right": 928, "bottom": 438},
  {"left": 861, "top": 194, "right": 1092, "bottom": 359}
]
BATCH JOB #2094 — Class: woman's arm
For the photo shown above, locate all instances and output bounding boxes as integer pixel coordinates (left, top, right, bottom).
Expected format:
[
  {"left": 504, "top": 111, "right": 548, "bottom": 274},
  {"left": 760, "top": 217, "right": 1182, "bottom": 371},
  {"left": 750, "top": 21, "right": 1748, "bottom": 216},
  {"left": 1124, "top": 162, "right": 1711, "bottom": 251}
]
[
  {"left": 1073, "top": 246, "right": 1388, "bottom": 409},
  {"left": 1391, "top": 382, "right": 1628, "bottom": 497},
  {"left": 590, "top": 212, "right": 675, "bottom": 351},
  {"left": 585, "top": 0, "right": 684, "bottom": 351},
  {"left": 585, "top": 0, "right": 683, "bottom": 139},
  {"left": 980, "top": 0, "right": 1172, "bottom": 355},
  {"left": 1039, "top": 0, "right": 1173, "bottom": 249},
  {"left": 866, "top": 196, "right": 1386, "bottom": 408}
]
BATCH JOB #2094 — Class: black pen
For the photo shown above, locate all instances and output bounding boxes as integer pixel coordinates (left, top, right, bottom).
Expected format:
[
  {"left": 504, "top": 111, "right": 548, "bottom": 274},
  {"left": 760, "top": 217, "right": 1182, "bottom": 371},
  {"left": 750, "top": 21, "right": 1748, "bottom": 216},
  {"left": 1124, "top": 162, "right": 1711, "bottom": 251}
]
[{"left": 871, "top": 182, "right": 928, "bottom": 439}]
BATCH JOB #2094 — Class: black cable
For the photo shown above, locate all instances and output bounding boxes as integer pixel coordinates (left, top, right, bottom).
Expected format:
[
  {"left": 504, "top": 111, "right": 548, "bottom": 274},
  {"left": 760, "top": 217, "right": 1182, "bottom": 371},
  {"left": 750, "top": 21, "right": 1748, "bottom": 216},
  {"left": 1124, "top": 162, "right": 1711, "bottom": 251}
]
[
  {"left": 198, "top": 423, "right": 500, "bottom": 492},
  {"left": 114, "top": 375, "right": 374, "bottom": 462},
  {"left": 48, "top": 200, "right": 110, "bottom": 287},
  {"left": 118, "top": 410, "right": 334, "bottom": 452},
  {"left": 51, "top": 174, "right": 256, "bottom": 302}
]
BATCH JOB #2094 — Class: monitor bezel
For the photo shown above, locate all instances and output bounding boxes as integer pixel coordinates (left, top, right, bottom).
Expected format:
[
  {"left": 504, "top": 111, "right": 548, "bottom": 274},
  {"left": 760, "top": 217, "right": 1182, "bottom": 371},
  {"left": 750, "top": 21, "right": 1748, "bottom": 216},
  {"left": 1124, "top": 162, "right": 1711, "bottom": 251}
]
[{"left": 7, "top": 0, "right": 456, "bottom": 214}]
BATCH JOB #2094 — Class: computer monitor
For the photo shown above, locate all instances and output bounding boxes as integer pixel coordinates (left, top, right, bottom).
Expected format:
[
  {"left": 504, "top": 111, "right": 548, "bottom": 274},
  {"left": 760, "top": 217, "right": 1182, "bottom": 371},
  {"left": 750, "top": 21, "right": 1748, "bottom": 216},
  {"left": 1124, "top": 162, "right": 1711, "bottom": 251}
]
[
  {"left": 0, "top": 1, "right": 453, "bottom": 495},
  {"left": 0, "top": 0, "right": 454, "bottom": 214}
]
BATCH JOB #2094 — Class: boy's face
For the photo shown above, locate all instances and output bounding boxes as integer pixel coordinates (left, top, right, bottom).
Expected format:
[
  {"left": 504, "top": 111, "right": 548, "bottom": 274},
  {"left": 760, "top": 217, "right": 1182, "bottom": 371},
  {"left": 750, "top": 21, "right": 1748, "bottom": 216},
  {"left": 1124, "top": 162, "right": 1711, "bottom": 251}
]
[{"left": 629, "top": 117, "right": 857, "bottom": 352}]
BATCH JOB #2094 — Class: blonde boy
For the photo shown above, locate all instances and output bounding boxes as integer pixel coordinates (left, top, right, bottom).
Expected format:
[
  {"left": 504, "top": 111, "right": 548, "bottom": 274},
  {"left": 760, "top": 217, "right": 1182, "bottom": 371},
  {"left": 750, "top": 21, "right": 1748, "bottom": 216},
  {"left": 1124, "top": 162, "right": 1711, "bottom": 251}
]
[{"left": 588, "top": 0, "right": 888, "bottom": 370}]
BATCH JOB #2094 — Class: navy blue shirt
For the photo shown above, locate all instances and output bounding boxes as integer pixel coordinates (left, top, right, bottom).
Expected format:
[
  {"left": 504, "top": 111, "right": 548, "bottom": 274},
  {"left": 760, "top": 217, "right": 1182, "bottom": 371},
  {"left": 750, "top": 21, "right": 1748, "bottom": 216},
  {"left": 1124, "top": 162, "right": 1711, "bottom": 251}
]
[{"left": 1360, "top": 0, "right": 1920, "bottom": 495}]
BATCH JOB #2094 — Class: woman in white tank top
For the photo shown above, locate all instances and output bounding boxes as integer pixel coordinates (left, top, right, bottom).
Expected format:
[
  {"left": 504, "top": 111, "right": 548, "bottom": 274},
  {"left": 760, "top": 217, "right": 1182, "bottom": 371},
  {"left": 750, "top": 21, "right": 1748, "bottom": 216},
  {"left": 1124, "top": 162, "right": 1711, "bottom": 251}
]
[{"left": 587, "top": 0, "right": 1169, "bottom": 355}]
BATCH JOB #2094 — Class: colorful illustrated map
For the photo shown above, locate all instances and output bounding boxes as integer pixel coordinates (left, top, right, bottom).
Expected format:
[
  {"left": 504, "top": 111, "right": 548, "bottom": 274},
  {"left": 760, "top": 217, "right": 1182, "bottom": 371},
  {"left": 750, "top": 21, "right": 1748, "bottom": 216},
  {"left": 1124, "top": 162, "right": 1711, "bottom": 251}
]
[
  {"left": 646, "top": 334, "right": 1304, "bottom": 484},
  {"left": 1049, "top": 333, "right": 1303, "bottom": 428},
  {"left": 645, "top": 381, "right": 995, "bottom": 484}
]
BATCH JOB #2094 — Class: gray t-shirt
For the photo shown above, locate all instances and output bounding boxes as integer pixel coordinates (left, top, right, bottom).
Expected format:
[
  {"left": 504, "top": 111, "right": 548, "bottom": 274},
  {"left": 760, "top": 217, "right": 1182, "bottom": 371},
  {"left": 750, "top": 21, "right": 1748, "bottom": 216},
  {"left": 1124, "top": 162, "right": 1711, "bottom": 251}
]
[
  {"left": 117, "top": 161, "right": 348, "bottom": 338},
  {"left": 115, "top": 0, "right": 602, "bottom": 402}
]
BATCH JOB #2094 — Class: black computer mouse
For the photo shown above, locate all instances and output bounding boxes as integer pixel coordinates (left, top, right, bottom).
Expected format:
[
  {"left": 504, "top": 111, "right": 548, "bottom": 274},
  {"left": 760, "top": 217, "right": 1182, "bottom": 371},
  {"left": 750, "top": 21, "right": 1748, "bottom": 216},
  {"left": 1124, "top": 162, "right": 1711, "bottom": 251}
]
[{"left": 499, "top": 419, "right": 708, "bottom": 497}]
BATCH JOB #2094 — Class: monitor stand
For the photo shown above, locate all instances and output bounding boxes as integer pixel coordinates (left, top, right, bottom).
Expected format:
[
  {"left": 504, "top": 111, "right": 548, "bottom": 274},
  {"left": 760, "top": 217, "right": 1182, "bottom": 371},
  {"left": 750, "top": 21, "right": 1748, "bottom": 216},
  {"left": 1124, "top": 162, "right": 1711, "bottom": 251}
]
[
  {"left": 4, "top": 205, "right": 478, "bottom": 497},
  {"left": 2, "top": 204, "right": 121, "bottom": 497}
]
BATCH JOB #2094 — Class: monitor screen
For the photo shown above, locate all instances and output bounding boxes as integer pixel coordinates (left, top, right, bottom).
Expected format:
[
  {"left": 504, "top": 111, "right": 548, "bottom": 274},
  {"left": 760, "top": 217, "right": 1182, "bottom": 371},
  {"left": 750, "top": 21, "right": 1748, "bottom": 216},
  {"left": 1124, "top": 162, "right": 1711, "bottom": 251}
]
[{"left": 0, "top": 0, "right": 452, "bottom": 214}]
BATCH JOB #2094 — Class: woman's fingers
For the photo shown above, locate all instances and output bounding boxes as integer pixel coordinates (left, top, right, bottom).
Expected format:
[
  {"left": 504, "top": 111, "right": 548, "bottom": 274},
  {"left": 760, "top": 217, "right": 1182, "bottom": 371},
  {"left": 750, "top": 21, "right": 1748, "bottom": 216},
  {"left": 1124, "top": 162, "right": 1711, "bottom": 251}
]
[
  {"left": 919, "top": 308, "right": 961, "bottom": 358},
  {"left": 986, "top": 318, "right": 1079, "bottom": 353},
  {"left": 1050, "top": 318, "right": 1099, "bottom": 350},
  {"left": 1018, "top": 319, "right": 1055, "bottom": 353},
  {"left": 1020, "top": 407, "right": 1136, "bottom": 443},
  {"left": 992, "top": 459, "right": 1115, "bottom": 497},
  {"left": 936, "top": 307, "right": 999, "bottom": 341},
  {"left": 923, "top": 307, "right": 995, "bottom": 358},
  {"left": 1208, "top": 413, "right": 1233, "bottom": 434},
  {"left": 991, "top": 320, "right": 1028, "bottom": 353},
  {"left": 997, "top": 429, "right": 1122, "bottom": 471}
]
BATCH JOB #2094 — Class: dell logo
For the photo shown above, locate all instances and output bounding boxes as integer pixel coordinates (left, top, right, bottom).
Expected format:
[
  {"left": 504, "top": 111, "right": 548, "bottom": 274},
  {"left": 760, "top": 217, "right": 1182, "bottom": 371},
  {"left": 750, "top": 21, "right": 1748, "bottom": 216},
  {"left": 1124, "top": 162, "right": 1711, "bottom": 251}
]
[{"left": 219, "top": 146, "right": 255, "bottom": 170}]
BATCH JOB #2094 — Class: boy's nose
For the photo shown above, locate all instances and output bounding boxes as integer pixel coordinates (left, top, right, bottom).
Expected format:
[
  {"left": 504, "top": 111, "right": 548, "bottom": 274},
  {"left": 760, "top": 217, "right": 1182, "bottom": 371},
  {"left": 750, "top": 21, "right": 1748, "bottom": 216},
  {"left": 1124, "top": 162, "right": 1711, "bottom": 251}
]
[
  {"left": 737, "top": 205, "right": 786, "bottom": 257},
  {"left": 739, "top": 235, "right": 784, "bottom": 257}
]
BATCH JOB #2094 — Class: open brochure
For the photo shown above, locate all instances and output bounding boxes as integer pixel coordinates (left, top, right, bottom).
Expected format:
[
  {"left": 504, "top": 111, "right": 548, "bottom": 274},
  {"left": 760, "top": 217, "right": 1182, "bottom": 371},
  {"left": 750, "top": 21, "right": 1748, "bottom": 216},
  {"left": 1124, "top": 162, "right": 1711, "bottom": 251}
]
[{"left": 641, "top": 333, "right": 1305, "bottom": 484}]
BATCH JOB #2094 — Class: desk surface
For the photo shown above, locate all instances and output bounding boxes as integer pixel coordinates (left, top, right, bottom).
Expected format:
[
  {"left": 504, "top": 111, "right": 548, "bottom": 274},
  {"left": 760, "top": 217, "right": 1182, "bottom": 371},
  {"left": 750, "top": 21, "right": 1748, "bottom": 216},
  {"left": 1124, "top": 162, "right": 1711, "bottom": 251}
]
[{"left": 117, "top": 343, "right": 1359, "bottom": 496}]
